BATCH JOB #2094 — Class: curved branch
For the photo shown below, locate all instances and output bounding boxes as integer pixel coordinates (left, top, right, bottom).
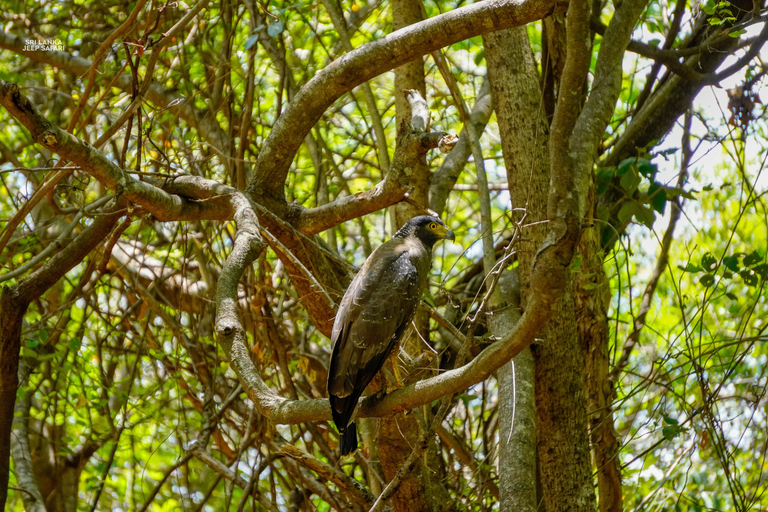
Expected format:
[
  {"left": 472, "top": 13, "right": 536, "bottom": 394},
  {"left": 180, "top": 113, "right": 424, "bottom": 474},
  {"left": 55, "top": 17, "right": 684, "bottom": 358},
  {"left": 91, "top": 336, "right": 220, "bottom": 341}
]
[
  {"left": 295, "top": 127, "right": 455, "bottom": 236},
  {"left": 246, "top": 0, "right": 566, "bottom": 201},
  {"left": 218, "top": 251, "right": 561, "bottom": 426},
  {"left": 295, "top": 179, "right": 409, "bottom": 236},
  {"left": 217, "top": 71, "right": 582, "bottom": 428}
]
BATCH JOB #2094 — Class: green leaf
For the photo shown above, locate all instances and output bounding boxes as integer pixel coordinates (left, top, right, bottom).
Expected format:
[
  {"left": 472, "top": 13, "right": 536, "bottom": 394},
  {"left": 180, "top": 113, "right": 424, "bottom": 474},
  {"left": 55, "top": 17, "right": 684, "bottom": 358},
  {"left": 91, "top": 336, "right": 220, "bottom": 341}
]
[
  {"left": 723, "top": 255, "right": 740, "bottom": 272},
  {"left": 678, "top": 263, "right": 703, "bottom": 273},
  {"left": 701, "top": 252, "right": 718, "bottom": 272},
  {"left": 743, "top": 250, "right": 762, "bottom": 267},
  {"left": 635, "top": 205, "right": 655, "bottom": 229},
  {"left": 648, "top": 183, "right": 667, "bottom": 214},
  {"left": 596, "top": 178, "right": 610, "bottom": 196},
  {"left": 740, "top": 269, "right": 758, "bottom": 287},
  {"left": 662, "top": 424, "right": 684, "bottom": 440},
  {"left": 596, "top": 168, "right": 614, "bottom": 180},
  {"left": 474, "top": 49, "right": 485, "bottom": 66},
  {"left": 595, "top": 168, "right": 614, "bottom": 196},
  {"left": 267, "top": 21, "right": 284, "bottom": 38},
  {"left": 618, "top": 202, "right": 636, "bottom": 225},
  {"left": 753, "top": 263, "right": 768, "bottom": 279},
  {"left": 69, "top": 338, "right": 81, "bottom": 351},
  {"left": 663, "top": 415, "right": 679, "bottom": 425},
  {"left": 636, "top": 158, "right": 656, "bottom": 178},
  {"left": 620, "top": 168, "right": 641, "bottom": 195},
  {"left": 699, "top": 274, "right": 715, "bottom": 287},
  {"left": 617, "top": 157, "right": 634, "bottom": 176},
  {"left": 243, "top": 34, "right": 259, "bottom": 50}
]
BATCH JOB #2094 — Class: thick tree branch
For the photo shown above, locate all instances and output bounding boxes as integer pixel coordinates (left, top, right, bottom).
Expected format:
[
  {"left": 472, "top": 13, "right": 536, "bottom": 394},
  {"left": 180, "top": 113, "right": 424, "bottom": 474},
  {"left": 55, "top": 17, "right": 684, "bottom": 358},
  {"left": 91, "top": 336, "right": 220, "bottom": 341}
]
[
  {"left": 246, "top": 0, "right": 567, "bottom": 201},
  {"left": 214, "top": 246, "right": 570, "bottom": 426},
  {"left": 295, "top": 124, "right": 455, "bottom": 235},
  {"left": 567, "top": 0, "right": 649, "bottom": 216}
]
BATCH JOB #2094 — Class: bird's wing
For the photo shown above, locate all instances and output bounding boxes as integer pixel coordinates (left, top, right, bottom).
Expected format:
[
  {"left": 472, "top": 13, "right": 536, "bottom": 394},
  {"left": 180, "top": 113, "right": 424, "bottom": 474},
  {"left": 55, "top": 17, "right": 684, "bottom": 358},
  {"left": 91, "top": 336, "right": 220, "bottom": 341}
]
[{"left": 328, "top": 239, "right": 425, "bottom": 398}]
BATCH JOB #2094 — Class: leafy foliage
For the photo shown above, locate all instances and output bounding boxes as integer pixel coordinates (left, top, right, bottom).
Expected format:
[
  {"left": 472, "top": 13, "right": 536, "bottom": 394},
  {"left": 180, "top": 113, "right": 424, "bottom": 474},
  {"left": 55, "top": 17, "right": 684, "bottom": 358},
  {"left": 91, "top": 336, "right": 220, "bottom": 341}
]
[{"left": 0, "top": 0, "right": 767, "bottom": 510}]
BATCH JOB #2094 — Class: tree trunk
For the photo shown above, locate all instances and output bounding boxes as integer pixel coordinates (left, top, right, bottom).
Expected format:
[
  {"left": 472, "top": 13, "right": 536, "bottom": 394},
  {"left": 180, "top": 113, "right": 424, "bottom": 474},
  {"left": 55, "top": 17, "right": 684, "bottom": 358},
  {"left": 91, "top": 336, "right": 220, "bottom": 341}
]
[
  {"left": 485, "top": 24, "right": 597, "bottom": 512},
  {"left": 576, "top": 217, "right": 622, "bottom": 512},
  {"left": 0, "top": 288, "right": 27, "bottom": 510},
  {"left": 491, "top": 270, "right": 536, "bottom": 512}
]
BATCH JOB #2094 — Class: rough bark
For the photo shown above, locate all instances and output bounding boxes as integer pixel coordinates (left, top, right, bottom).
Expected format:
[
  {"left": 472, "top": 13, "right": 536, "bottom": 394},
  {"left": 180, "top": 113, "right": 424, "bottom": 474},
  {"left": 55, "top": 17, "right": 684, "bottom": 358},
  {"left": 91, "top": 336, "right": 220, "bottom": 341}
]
[
  {"left": 485, "top": 0, "right": 648, "bottom": 506},
  {"left": 575, "top": 226, "right": 620, "bottom": 512},
  {"left": 564, "top": 0, "right": 650, "bottom": 509},
  {"left": 485, "top": 24, "right": 550, "bottom": 512},
  {"left": 11, "top": 363, "right": 50, "bottom": 512},
  {"left": 491, "top": 271, "right": 535, "bottom": 512},
  {"left": 376, "top": 413, "right": 448, "bottom": 512},
  {"left": 0, "top": 289, "right": 26, "bottom": 510}
]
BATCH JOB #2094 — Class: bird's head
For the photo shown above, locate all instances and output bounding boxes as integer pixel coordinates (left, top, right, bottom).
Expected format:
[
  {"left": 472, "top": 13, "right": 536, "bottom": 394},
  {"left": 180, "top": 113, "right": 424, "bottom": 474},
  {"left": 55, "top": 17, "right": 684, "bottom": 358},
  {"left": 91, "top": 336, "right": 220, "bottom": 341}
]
[{"left": 395, "top": 215, "right": 455, "bottom": 247}]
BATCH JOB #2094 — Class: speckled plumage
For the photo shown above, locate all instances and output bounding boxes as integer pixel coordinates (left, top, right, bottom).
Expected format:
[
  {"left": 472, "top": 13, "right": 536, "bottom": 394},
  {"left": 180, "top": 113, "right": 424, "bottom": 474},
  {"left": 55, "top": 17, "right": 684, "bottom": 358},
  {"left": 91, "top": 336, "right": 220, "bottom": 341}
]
[{"left": 327, "top": 215, "right": 455, "bottom": 455}]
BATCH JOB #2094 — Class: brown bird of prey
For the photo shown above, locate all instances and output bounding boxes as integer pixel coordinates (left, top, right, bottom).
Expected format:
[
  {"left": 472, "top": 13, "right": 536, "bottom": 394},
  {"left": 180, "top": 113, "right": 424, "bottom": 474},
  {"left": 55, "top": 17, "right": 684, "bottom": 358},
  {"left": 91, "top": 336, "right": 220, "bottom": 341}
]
[{"left": 327, "top": 215, "right": 455, "bottom": 455}]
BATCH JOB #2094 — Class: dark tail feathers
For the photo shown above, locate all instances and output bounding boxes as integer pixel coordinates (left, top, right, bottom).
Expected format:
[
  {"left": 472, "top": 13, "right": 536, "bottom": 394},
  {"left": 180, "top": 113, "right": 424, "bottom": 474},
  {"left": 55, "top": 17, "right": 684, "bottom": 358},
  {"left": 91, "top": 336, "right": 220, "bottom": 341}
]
[{"left": 340, "top": 422, "right": 358, "bottom": 455}]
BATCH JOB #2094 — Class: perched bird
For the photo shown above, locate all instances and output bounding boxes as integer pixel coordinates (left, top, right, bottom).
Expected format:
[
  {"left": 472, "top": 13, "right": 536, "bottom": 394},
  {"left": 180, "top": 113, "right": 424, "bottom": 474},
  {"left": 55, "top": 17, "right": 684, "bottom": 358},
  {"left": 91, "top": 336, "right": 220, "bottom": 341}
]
[{"left": 327, "top": 215, "right": 455, "bottom": 455}]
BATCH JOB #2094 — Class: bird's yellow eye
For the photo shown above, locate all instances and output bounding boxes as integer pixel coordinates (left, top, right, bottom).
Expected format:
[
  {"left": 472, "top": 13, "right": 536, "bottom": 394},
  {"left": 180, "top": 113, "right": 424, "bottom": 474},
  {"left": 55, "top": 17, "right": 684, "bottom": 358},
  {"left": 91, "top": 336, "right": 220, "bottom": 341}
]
[{"left": 429, "top": 222, "right": 437, "bottom": 230}]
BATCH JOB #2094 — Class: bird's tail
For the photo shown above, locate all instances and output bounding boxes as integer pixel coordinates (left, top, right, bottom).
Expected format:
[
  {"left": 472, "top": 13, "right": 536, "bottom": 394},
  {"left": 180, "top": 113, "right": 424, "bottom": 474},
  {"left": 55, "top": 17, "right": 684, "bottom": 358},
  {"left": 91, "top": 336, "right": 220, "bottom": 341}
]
[{"left": 340, "top": 422, "right": 358, "bottom": 455}]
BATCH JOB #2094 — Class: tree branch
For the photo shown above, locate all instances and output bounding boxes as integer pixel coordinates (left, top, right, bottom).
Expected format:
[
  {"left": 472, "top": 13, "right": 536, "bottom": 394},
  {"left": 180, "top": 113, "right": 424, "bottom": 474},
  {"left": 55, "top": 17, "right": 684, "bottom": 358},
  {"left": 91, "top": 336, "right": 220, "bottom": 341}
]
[
  {"left": 277, "top": 445, "right": 374, "bottom": 508},
  {"left": 189, "top": 446, "right": 280, "bottom": 512},
  {"left": 295, "top": 123, "right": 455, "bottom": 235}
]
